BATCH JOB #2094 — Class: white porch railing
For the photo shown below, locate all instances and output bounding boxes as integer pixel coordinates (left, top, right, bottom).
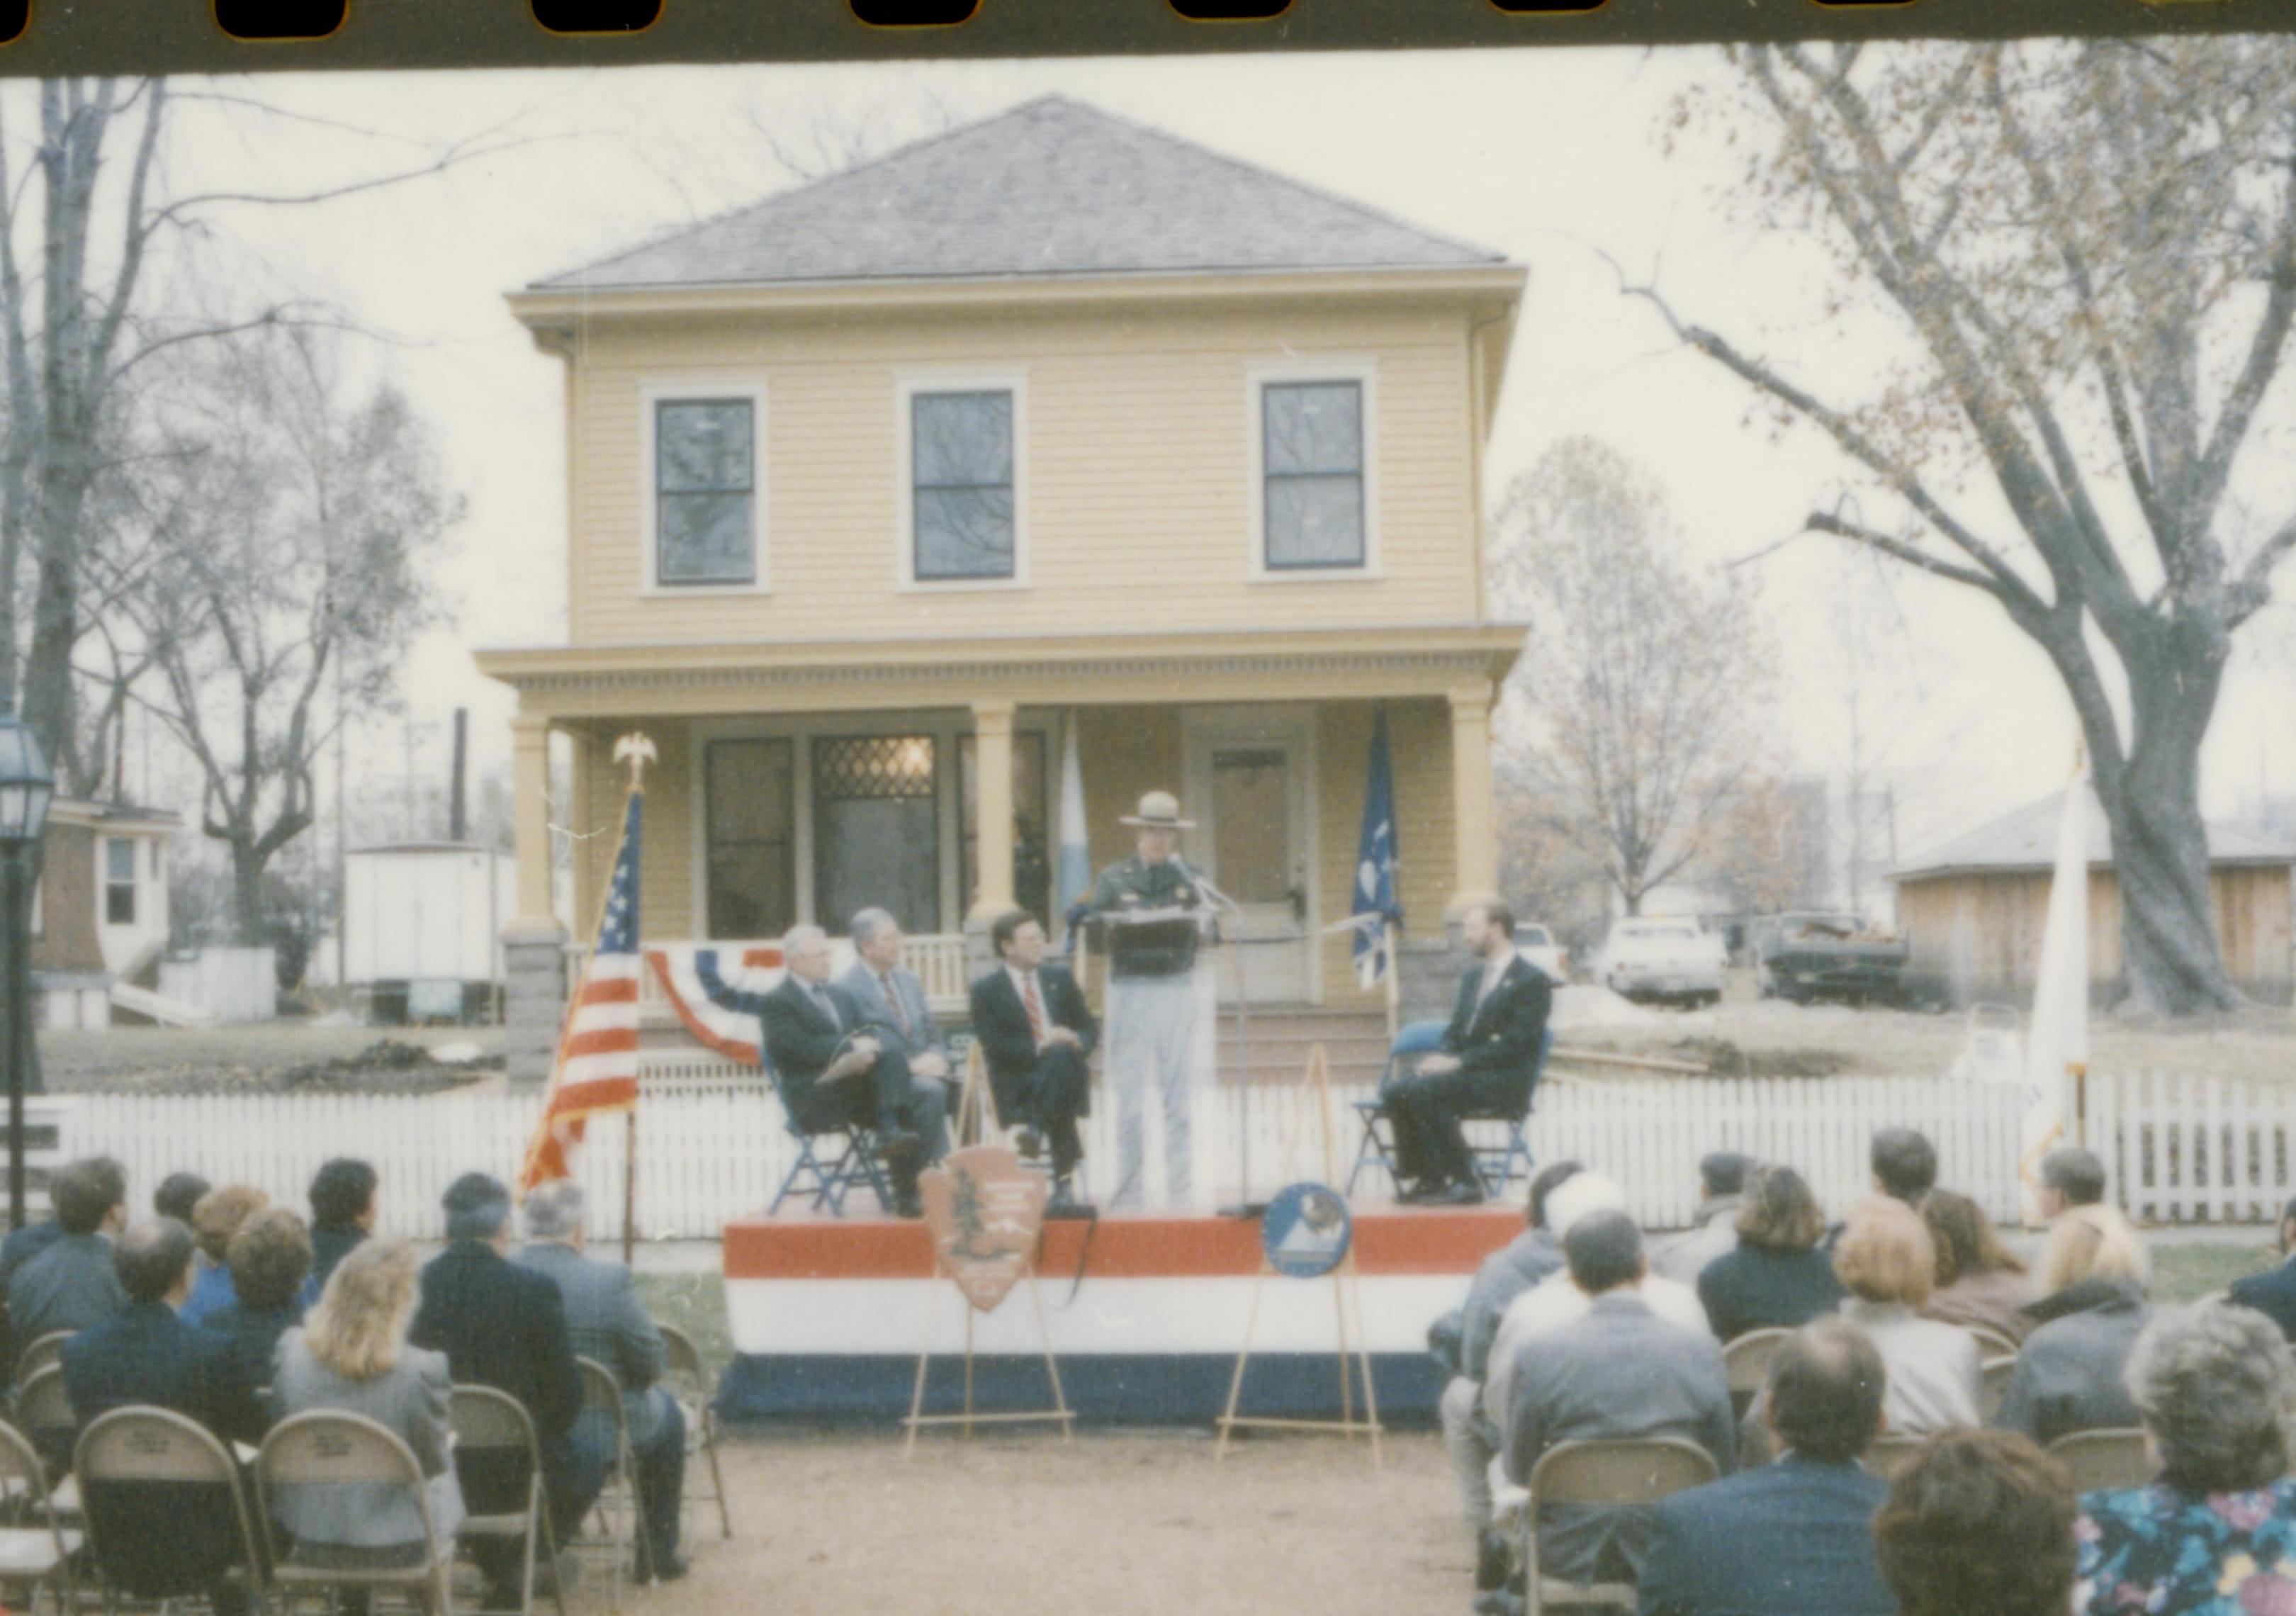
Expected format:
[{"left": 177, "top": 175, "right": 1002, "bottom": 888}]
[
  {"left": 568, "top": 934, "right": 973, "bottom": 1026},
  {"left": 45, "top": 1065, "right": 2289, "bottom": 1242}
]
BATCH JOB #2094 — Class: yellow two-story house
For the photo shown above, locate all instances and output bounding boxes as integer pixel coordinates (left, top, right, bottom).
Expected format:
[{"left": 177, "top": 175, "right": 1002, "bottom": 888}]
[{"left": 479, "top": 97, "right": 1526, "bottom": 1077}]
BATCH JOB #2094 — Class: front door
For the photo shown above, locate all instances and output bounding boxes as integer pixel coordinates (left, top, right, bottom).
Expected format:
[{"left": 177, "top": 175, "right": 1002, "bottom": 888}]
[{"left": 1185, "top": 712, "right": 1315, "bottom": 1004}]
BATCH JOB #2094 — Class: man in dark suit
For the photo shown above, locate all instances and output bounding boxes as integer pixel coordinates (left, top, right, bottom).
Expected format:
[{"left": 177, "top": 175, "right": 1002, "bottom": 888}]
[
  {"left": 60, "top": 1218, "right": 251, "bottom": 1614},
  {"left": 969, "top": 909, "right": 1099, "bottom": 1206},
  {"left": 412, "top": 1173, "right": 586, "bottom": 1609},
  {"left": 305, "top": 1157, "right": 378, "bottom": 1293},
  {"left": 762, "top": 924, "right": 948, "bottom": 1218},
  {"left": 9, "top": 1155, "right": 130, "bottom": 1374},
  {"left": 2231, "top": 1195, "right": 2296, "bottom": 1341},
  {"left": 1386, "top": 902, "right": 1551, "bottom": 1206},
  {"left": 1636, "top": 1317, "right": 1896, "bottom": 1616}
]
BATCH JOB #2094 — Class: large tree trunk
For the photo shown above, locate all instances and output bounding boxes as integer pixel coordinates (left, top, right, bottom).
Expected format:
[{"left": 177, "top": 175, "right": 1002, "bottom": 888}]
[{"left": 227, "top": 831, "right": 266, "bottom": 948}]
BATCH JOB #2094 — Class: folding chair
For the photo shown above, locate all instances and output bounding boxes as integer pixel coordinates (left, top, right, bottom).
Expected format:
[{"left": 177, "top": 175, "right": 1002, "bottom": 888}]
[
  {"left": 572, "top": 1357, "right": 653, "bottom": 1606},
  {"left": 13, "top": 1365, "right": 74, "bottom": 1484},
  {"left": 1965, "top": 1323, "right": 2020, "bottom": 1361},
  {"left": 256, "top": 1410, "right": 452, "bottom": 1616},
  {"left": 765, "top": 1059, "right": 894, "bottom": 1216},
  {"left": 1519, "top": 1436, "right": 1718, "bottom": 1612},
  {"left": 1347, "top": 1020, "right": 1448, "bottom": 1197},
  {"left": 1861, "top": 1432, "right": 1928, "bottom": 1481},
  {"left": 2049, "top": 1427, "right": 2155, "bottom": 1493},
  {"left": 1721, "top": 1329, "right": 1792, "bottom": 1401},
  {"left": 77, "top": 1406, "right": 267, "bottom": 1615},
  {"left": 12, "top": 1334, "right": 71, "bottom": 1387},
  {"left": 1466, "top": 1030, "right": 1552, "bottom": 1199},
  {"left": 450, "top": 1385, "right": 566, "bottom": 1616},
  {"left": 658, "top": 1326, "right": 730, "bottom": 1542},
  {"left": 1979, "top": 1354, "right": 2019, "bottom": 1423},
  {"left": 0, "top": 1416, "right": 80, "bottom": 1612}
]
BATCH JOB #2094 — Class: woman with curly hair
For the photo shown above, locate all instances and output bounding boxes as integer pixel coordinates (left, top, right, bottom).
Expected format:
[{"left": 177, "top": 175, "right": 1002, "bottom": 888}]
[
  {"left": 1874, "top": 1427, "right": 2078, "bottom": 1616},
  {"left": 2073, "top": 1301, "right": 2296, "bottom": 1613}
]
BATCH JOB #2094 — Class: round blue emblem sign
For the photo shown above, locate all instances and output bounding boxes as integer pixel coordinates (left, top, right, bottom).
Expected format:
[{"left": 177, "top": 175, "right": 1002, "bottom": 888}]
[{"left": 1262, "top": 1182, "right": 1351, "bottom": 1278}]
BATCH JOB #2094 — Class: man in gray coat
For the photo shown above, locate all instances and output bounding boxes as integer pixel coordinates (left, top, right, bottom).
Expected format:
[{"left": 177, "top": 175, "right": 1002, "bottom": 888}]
[
  {"left": 8, "top": 1156, "right": 130, "bottom": 1376},
  {"left": 1502, "top": 1210, "right": 1738, "bottom": 1592},
  {"left": 839, "top": 909, "right": 955, "bottom": 1100},
  {"left": 517, "top": 1182, "right": 686, "bottom": 1582}
]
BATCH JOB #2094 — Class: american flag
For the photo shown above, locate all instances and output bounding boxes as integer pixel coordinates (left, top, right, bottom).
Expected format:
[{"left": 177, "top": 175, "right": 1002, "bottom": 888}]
[{"left": 519, "top": 790, "right": 643, "bottom": 1194}]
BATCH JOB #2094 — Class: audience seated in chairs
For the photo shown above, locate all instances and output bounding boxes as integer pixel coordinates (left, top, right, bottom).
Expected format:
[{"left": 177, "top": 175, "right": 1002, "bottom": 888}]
[
  {"left": 969, "top": 910, "right": 1099, "bottom": 1208},
  {"left": 201, "top": 1206, "right": 315, "bottom": 1446},
  {"left": 61, "top": 1217, "right": 253, "bottom": 1615},
  {"left": 1650, "top": 1153, "right": 1755, "bottom": 1286},
  {"left": 8, "top": 1155, "right": 129, "bottom": 1377},
  {"left": 1920, "top": 1190, "right": 2034, "bottom": 1347},
  {"left": 2226, "top": 1192, "right": 2296, "bottom": 1345},
  {"left": 1499, "top": 1210, "right": 1736, "bottom": 1594},
  {"left": 183, "top": 1185, "right": 271, "bottom": 1328},
  {"left": 1874, "top": 1428, "right": 2078, "bottom": 1616},
  {"left": 1385, "top": 901, "right": 1551, "bottom": 1208},
  {"left": 271, "top": 1238, "right": 467, "bottom": 1588},
  {"left": 1695, "top": 1165, "right": 1845, "bottom": 1344},
  {"left": 307, "top": 1157, "right": 379, "bottom": 1294},
  {"left": 517, "top": 1180, "right": 687, "bottom": 1583},
  {"left": 1869, "top": 1127, "right": 1939, "bottom": 1210},
  {"left": 1832, "top": 1198, "right": 1982, "bottom": 1437},
  {"left": 2073, "top": 1301, "right": 2296, "bottom": 1615},
  {"left": 1993, "top": 1203, "right": 2152, "bottom": 1447},
  {"left": 411, "top": 1172, "right": 585, "bottom": 1613},
  {"left": 1637, "top": 1317, "right": 1897, "bottom": 1616}
]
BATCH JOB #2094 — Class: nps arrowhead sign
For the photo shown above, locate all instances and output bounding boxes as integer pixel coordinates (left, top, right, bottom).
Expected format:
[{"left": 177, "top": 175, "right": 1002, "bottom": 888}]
[{"left": 918, "top": 1145, "right": 1047, "bottom": 1313}]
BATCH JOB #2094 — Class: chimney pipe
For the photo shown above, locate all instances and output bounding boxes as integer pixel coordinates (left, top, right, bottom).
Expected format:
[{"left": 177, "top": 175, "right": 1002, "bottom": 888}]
[{"left": 449, "top": 708, "right": 468, "bottom": 844}]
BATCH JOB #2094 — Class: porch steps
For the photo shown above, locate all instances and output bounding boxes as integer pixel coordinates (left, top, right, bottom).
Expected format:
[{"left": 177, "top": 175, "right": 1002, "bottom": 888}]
[{"left": 1215, "top": 1006, "right": 1392, "bottom": 1088}]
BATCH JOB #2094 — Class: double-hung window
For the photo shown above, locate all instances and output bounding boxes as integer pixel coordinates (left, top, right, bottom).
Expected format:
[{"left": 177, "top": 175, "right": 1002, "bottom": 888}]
[
  {"left": 1257, "top": 375, "right": 1372, "bottom": 573},
  {"left": 651, "top": 393, "right": 761, "bottom": 588},
  {"left": 904, "top": 385, "right": 1020, "bottom": 585},
  {"left": 105, "top": 837, "right": 136, "bottom": 926}
]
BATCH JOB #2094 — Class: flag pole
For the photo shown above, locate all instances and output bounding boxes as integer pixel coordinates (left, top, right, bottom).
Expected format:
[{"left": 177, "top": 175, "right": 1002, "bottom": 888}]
[
  {"left": 617, "top": 736, "right": 652, "bottom": 1267},
  {"left": 1383, "top": 919, "right": 1400, "bottom": 1045}
]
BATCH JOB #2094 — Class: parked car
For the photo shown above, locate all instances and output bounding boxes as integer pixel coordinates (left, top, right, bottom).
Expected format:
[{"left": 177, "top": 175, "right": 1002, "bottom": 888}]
[
  {"left": 1751, "top": 911, "right": 1911, "bottom": 1005},
  {"left": 1596, "top": 917, "right": 1727, "bottom": 1006},
  {"left": 1512, "top": 921, "right": 1570, "bottom": 984}
]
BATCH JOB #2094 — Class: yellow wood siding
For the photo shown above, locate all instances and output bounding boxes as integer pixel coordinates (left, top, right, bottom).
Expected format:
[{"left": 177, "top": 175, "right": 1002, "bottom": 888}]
[{"left": 565, "top": 301, "right": 1478, "bottom": 647}]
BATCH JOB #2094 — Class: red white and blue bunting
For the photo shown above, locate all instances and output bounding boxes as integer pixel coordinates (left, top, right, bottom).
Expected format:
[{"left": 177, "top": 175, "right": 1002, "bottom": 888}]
[{"left": 644, "top": 944, "right": 787, "bottom": 1066}]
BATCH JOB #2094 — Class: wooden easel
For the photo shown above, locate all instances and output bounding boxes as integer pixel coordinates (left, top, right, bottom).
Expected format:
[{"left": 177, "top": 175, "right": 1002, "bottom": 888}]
[
  {"left": 903, "top": 1045, "right": 1076, "bottom": 1457},
  {"left": 1215, "top": 1043, "right": 1384, "bottom": 1466}
]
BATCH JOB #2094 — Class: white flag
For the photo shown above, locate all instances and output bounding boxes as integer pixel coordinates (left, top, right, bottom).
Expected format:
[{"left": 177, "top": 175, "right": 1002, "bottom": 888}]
[{"left": 2020, "top": 757, "right": 2091, "bottom": 1222}]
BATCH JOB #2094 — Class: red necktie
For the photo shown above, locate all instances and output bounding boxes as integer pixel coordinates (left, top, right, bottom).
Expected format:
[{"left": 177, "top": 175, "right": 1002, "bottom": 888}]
[
  {"left": 882, "top": 973, "right": 913, "bottom": 1040},
  {"left": 1022, "top": 972, "right": 1048, "bottom": 1046}
]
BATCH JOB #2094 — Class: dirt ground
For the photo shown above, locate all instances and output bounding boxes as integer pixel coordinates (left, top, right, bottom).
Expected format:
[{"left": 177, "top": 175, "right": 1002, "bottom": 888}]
[{"left": 607, "top": 1427, "right": 1461, "bottom": 1616}]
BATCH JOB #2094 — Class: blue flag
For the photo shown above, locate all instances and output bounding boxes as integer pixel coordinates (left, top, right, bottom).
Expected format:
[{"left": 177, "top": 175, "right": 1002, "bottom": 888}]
[{"left": 1351, "top": 709, "right": 1401, "bottom": 989}]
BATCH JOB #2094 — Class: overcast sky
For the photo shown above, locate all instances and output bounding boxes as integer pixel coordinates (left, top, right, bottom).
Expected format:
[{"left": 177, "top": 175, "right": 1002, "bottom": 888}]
[{"left": 116, "top": 46, "right": 2296, "bottom": 866}]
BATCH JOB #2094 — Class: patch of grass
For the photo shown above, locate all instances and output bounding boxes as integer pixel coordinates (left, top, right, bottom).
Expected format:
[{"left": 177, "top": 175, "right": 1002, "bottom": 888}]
[
  {"left": 2151, "top": 1240, "right": 2278, "bottom": 1303},
  {"left": 636, "top": 1269, "right": 732, "bottom": 1371}
]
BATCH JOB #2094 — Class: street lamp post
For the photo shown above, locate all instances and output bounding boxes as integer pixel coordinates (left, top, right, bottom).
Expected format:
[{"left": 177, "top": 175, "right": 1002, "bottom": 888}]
[{"left": 0, "top": 709, "right": 55, "bottom": 1231}]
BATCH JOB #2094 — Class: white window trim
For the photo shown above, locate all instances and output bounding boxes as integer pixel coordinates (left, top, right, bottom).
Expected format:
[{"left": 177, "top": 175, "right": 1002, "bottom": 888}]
[
  {"left": 638, "top": 379, "right": 770, "bottom": 597},
  {"left": 1247, "top": 358, "right": 1381, "bottom": 583},
  {"left": 894, "top": 369, "right": 1030, "bottom": 593}
]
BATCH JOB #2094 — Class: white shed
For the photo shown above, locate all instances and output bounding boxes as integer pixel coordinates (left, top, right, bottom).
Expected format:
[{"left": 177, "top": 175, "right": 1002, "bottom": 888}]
[{"left": 342, "top": 843, "right": 518, "bottom": 1022}]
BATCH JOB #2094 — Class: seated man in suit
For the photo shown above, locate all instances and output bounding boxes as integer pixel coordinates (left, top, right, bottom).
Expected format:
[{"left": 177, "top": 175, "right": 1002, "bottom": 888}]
[
  {"left": 1502, "top": 1210, "right": 1736, "bottom": 1594},
  {"left": 60, "top": 1218, "right": 250, "bottom": 1615},
  {"left": 762, "top": 924, "right": 949, "bottom": 1218},
  {"left": 412, "top": 1173, "right": 586, "bottom": 1611},
  {"left": 9, "top": 1155, "right": 130, "bottom": 1376},
  {"left": 1385, "top": 901, "right": 1552, "bottom": 1206},
  {"left": 1636, "top": 1317, "right": 1896, "bottom": 1616},
  {"left": 517, "top": 1180, "right": 687, "bottom": 1583},
  {"left": 969, "top": 909, "right": 1100, "bottom": 1207},
  {"left": 838, "top": 906, "right": 955, "bottom": 1106}
]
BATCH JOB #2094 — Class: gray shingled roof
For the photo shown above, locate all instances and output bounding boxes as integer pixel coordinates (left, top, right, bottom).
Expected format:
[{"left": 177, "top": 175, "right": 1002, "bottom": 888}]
[
  {"left": 1892, "top": 788, "right": 2296, "bottom": 881},
  {"left": 531, "top": 95, "right": 1510, "bottom": 293}
]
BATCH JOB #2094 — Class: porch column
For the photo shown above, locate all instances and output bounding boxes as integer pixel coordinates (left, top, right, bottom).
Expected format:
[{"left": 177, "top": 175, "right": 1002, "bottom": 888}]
[
  {"left": 504, "top": 707, "right": 567, "bottom": 1088},
  {"left": 1447, "top": 679, "right": 1500, "bottom": 919},
  {"left": 969, "top": 699, "right": 1018, "bottom": 920}
]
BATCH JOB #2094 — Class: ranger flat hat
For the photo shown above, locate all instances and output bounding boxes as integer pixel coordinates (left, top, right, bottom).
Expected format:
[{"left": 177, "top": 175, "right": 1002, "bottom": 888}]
[{"left": 1120, "top": 790, "right": 1195, "bottom": 830}]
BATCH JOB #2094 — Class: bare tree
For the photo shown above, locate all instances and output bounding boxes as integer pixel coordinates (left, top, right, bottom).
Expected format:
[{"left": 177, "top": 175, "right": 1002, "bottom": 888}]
[
  {"left": 1493, "top": 437, "right": 1781, "bottom": 917},
  {"left": 1632, "top": 38, "right": 2296, "bottom": 1012}
]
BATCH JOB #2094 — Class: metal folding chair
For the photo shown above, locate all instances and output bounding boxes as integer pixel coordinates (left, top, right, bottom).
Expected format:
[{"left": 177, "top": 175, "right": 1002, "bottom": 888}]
[
  {"left": 2049, "top": 1427, "right": 2156, "bottom": 1493},
  {"left": 255, "top": 1410, "right": 452, "bottom": 1616},
  {"left": 1980, "top": 1354, "right": 2019, "bottom": 1423},
  {"left": 450, "top": 1385, "right": 566, "bottom": 1616},
  {"left": 764, "top": 1060, "right": 894, "bottom": 1216},
  {"left": 77, "top": 1406, "right": 266, "bottom": 1614},
  {"left": 658, "top": 1326, "right": 730, "bottom": 1542},
  {"left": 11, "top": 1334, "right": 71, "bottom": 1388},
  {"left": 1520, "top": 1436, "right": 1719, "bottom": 1612},
  {"left": 1350, "top": 1024, "right": 1548, "bottom": 1199},
  {"left": 0, "top": 1416, "right": 79, "bottom": 1612},
  {"left": 573, "top": 1357, "right": 653, "bottom": 1606},
  {"left": 1965, "top": 1323, "right": 2020, "bottom": 1360},
  {"left": 13, "top": 1366, "right": 74, "bottom": 1484},
  {"left": 1347, "top": 1020, "right": 1448, "bottom": 1196},
  {"left": 1861, "top": 1432, "right": 1929, "bottom": 1481}
]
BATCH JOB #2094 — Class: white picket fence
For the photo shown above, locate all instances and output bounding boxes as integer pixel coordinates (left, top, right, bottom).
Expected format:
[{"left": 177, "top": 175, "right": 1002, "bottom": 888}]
[{"left": 43, "top": 1062, "right": 2292, "bottom": 1240}]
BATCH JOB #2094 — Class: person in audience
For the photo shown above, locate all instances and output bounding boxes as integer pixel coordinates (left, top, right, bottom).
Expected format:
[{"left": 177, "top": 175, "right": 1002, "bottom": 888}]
[
  {"left": 1502, "top": 1211, "right": 1736, "bottom": 1593},
  {"left": 1833, "top": 1197, "right": 1981, "bottom": 1434},
  {"left": 411, "top": 1172, "right": 583, "bottom": 1612},
  {"left": 182, "top": 1185, "right": 270, "bottom": 1327},
  {"left": 969, "top": 910, "right": 1099, "bottom": 1206},
  {"left": 517, "top": 1180, "right": 687, "bottom": 1582},
  {"left": 307, "top": 1159, "right": 378, "bottom": 1293},
  {"left": 154, "top": 1172, "right": 213, "bottom": 1225},
  {"left": 1993, "top": 1203, "right": 2151, "bottom": 1447},
  {"left": 1874, "top": 1429, "right": 2078, "bottom": 1616},
  {"left": 1482, "top": 1172, "right": 1714, "bottom": 1434},
  {"left": 9, "top": 1155, "right": 129, "bottom": 1373},
  {"left": 1920, "top": 1190, "right": 2032, "bottom": 1345},
  {"left": 2225, "top": 1192, "right": 2296, "bottom": 1343},
  {"left": 2073, "top": 1301, "right": 2296, "bottom": 1613},
  {"left": 2034, "top": 1146, "right": 2108, "bottom": 1223},
  {"left": 1870, "top": 1127, "right": 1938, "bottom": 1208},
  {"left": 201, "top": 1206, "right": 314, "bottom": 1445},
  {"left": 271, "top": 1240, "right": 465, "bottom": 1588},
  {"left": 60, "top": 1218, "right": 251, "bottom": 1615},
  {"left": 1637, "top": 1318, "right": 1896, "bottom": 1616},
  {"left": 1440, "top": 1160, "right": 1583, "bottom": 1588},
  {"left": 1651, "top": 1153, "right": 1754, "bottom": 1286},
  {"left": 1696, "top": 1165, "right": 1845, "bottom": 1343}
]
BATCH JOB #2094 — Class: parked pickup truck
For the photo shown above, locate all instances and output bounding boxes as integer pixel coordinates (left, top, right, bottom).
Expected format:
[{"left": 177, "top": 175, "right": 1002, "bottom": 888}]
[
  {"left": 1752, "top": 911, "right": 1911, "bottom": 1005},
  {"left": 1597, "top": 917, "right": 1728, "bottom": 1006},
  {"left": 1512, "top": 921, "right": 1571, "bottom": 984}
]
